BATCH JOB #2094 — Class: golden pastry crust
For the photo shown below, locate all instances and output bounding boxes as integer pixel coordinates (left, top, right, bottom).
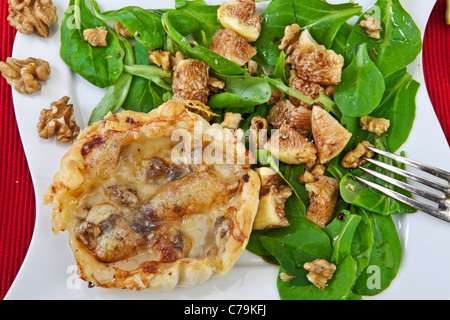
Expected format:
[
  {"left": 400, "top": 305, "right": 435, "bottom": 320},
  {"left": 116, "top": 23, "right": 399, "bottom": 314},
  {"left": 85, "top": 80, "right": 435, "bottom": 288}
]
[{"left": 44, "top": 100, "right": 260, "bottom": 290}]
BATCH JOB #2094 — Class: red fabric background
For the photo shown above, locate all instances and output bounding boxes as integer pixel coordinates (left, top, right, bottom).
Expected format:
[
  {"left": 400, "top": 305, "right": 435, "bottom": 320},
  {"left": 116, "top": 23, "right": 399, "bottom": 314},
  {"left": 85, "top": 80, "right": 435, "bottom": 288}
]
[{"left": 0, "top": 0, "right": 449, "bottom": 300}]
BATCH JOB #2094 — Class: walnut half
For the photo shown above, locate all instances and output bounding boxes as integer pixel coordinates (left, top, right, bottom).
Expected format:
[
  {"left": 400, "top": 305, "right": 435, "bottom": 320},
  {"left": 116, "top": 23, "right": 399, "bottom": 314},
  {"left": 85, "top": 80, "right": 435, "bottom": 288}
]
[
  {"left": 304, "top": 258, "right": 336, "bottom": 290},
  {"left": 83, "top": 27, "right": 108, "bottom": 47},
  {"left": 7, "top": 0, "right": 58, "bottom": 38},
  {"left": 37, "top": 96, "right": 80, "bottom": 143},
  {"left": 0, "top": 57, "right": 50, "bottom": 94}
]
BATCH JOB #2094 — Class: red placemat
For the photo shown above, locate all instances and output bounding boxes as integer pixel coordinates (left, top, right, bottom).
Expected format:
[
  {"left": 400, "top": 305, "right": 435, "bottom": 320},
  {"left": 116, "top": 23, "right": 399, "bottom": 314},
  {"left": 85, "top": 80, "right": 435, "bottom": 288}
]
[{"left": 0, "top": 0, "right": 449, "bottom": 300}]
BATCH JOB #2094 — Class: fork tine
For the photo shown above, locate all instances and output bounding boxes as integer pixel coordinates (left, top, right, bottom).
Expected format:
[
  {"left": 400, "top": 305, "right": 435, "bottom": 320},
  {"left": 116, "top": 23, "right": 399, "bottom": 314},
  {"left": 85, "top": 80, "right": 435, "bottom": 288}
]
[
  {"left": 367, "top": 146, "right": 450, "bottom": 183},
  {"left": 362, "top": 157, "right": 450, "bottom": 196},
  {"left": 355, "top": 176, "right": 450, "bottom": 222},
  {"left": 358, "top": 166, "right": 445, "bottom": 204}
]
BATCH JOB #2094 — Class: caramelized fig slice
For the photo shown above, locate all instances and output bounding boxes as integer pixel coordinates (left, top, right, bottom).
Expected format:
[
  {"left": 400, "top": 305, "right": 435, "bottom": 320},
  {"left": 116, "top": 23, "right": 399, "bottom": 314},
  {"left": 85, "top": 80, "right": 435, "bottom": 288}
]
[{"left": 311, "top": 106, "right": 351, "bottom": 164}]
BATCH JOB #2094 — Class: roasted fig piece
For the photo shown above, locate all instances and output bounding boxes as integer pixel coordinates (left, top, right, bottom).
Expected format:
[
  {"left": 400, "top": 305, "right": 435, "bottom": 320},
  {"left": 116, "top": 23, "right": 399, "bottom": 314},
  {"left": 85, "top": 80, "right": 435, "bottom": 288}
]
[
  {"left": 264, "top": 124, "right": 317, "bottom": 164},
  {"left": 311, "top": 106, "right": 352, "bottom": 164},
  {"left": 267, "top": 99, "right": 312, "bottom": 136},
  {"left": 288, "top": 29, "right": 344, "bottom": 86},
  {"left": 253, "top": 167, "right": 291, "bottom": 230},
  {"left": 209, "top": 28, "right": 257, "bottom": 66},
  {"left": 217, "top": 0, "right": 263, "bottom": 42},
  {"left": 305, "top": 175, "right": 339, "bottom": 228},
  {"left": 172, "top": 58, "right": 210, "bottom": 104}
]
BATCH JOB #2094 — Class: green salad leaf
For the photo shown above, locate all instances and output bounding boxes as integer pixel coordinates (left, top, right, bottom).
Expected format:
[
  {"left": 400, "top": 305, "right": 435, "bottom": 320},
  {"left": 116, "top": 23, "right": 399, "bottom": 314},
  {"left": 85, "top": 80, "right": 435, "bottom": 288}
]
[{"left": 60, "top": 0, "right": 124, "bottom": 88}]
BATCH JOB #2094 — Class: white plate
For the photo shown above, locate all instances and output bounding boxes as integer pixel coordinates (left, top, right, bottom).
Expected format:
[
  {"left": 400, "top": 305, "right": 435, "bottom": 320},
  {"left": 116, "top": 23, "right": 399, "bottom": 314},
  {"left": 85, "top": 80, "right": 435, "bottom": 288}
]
[{"left": 5, "top": 0, "right": 450, "bottom": 300}]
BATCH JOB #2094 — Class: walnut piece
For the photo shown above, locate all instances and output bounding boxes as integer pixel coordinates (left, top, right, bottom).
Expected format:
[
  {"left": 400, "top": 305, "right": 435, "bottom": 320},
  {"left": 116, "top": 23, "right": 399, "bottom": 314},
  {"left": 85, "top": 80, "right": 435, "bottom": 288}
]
[
  {"left": 114, "top": 21, "right": 133, "bottom": 38},
  {"left": 278, "top": 23, "right": 301, "bottom": 55},
  {"left": 359, "top": 115, "right": 390, "bottom": 136},
  {"left": 149, "top": 50, "right": 171, "bottom": 71},
  {"left": 359, "top": 15, "right": 383, "bottom": 39},
  {"left": 7, "top": 0, "right": 58, "bottom": 38},
  {"left": 304, "top": 258, "right": 336, "bottom": 290},
  {"left": 37, "top": 96, "right": 80, "bottom": 143},
  {"left": 249, "top": 115, "right": 268, "bottom": 150},
  {"left": 221, "top": 112, "right": 242, "bottom": 130},
  {"left": 83, "top": 27, "right": 108, "bottom": 47},
  {"left": 0, "top": 57, "right": 50, "bottom": 94},
  {"left": 208, "top": 77, "right": 225, "bottom": 93},
  {"left": 267, "top": 89, "right": 285, "bottom": 105},
  {"left": 172, "top": 58, "right": 210, "bottom": 104},
  {"left": 341, "top": 140, "right": 375, "bottom": 169}
]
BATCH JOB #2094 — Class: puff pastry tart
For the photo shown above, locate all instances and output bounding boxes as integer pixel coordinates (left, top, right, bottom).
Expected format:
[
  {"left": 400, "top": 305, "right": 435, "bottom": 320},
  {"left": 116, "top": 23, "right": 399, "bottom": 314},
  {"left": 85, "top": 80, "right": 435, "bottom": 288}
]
[{"left": 44, "top": 100, "right": 261, "bottom": 290}]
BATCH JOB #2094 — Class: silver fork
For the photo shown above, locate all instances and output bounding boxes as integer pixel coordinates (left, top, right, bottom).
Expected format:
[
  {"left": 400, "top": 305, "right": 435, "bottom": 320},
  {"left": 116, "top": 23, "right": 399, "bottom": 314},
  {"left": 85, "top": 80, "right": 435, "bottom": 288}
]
[{"left": 355, "top": 146, "right": 450, "bottom": 222}]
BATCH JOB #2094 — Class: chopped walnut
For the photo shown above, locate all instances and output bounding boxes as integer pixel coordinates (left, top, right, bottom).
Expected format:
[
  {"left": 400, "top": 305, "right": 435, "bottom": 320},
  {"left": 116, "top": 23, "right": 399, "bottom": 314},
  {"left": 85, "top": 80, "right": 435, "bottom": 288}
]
[
  {"left": 267, "top": 89, "right": 285, "bottom": 105},
  {"left": 0, "top": 57, "right": 50, "bottom": 94},
  {"left": 249, "top": 115, "right": 268, "bottom": 150},
  {"left": 221, "top": 112, "right": 242, "bottom": 130},
  {"left": 247, "top": 60, "right": 258, "bottom": 77},
  {"left": 149, "top": 50, "right": 171, "bottom": 71},
  {"left": 170, "top": 51, "right": 185, "bottom": 70},
  {"left": 279, "top": 272, "right": 295, "bottom": 282},
  {"left": 209, "top": 28, "right": 257, "bottom": 66},
  {"left": 341, "top": 141, "right": 375, "bottom": 169},
  {"left": 359, "top": 15, "right": 383, "bottom": 39},
  {"left": 297, "top": 170, "right": 316, "bottom": 184},
  {"left": 288, "top": 70, "right": 324, "bottom": 109},
  {"left": 37, "top": 96, "right": 80, "bottom": 143},
  {"left": 113, "top": 21, "right": 133, "bottom": 38},
  {"left": 304, "top": 259, "right": 336, "bottom": 290},
  {"left": 83, "top": 27, "right": 108, "bottom": 47},
  {"left": 172, "top": 59, "right": 210, "bottom": 104},
  {"left": 359, "top": 115, "right": 390, "bottom": 136},
  {"left": 208, "top": 77, "right": 225, "bottom": 93},
  {"left": 288, "top": 29, "right": 344, "bottom": 86},
  {"left": 278, "top": 24, "right": 301, "bottom": 55},
  {"left": 7, "top": 0, "right": 58, "bottom": 38}
]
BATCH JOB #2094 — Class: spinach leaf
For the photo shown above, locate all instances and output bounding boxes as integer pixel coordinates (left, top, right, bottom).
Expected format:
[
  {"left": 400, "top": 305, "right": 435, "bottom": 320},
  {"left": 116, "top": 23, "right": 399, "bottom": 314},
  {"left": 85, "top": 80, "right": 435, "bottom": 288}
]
[
  {"left": 335, "top": 43, "right": 385, "bottom": 118},
  {"left": 255, "top": 0, "right": 362, "bottom": 67},
  {"left": 122, "top": 42, "right": 169, "bottom": 112},
  {"left": 60, "top": 0, "right": 124, "bottom": 88},
  {"left": 91, "top": 1, "right": 165, "bottom": 51},
  {"left": 352, "top": 212, "right": 402, "bottom": 296},
  {"left": 277, "top": 254, "right": 356, "bottom": 300},
  {"left": 346, "top": 0, "right": 422, "bottom": 77},
  {"left": 279, "top": 163, "right": 308, "bottom": 217},
  {"left": 162, "top": 11, "right": 247, "bottom": 75},
  {"left": 323, "top": 212, "right": 362, "bottom": 265},
  {"left": 208, "top": 74, "right": 272, "bottom": 109},
  {"left": 270, "top": 51, "right": 289, "bottom": 85},
  {"left": 256, "top": 217, "right": 332, "bottom": 263},
  {"left": 175, "top": 0, "right": 187, "bottom": 9},
  {"left": 175, "top": 0, "right": 222, "bottom": 44},
  {"left": 371, "top": 68, "right": 420, "bottom": 152},
  {"left": 331, "top": 23, "right": 352, "bottom": 57},
  {"left": 88, "top": 36, "right": 134, "bottom": 125},
  {"left": 349, "top": 206, "right": 374, "bottom": 276}
]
